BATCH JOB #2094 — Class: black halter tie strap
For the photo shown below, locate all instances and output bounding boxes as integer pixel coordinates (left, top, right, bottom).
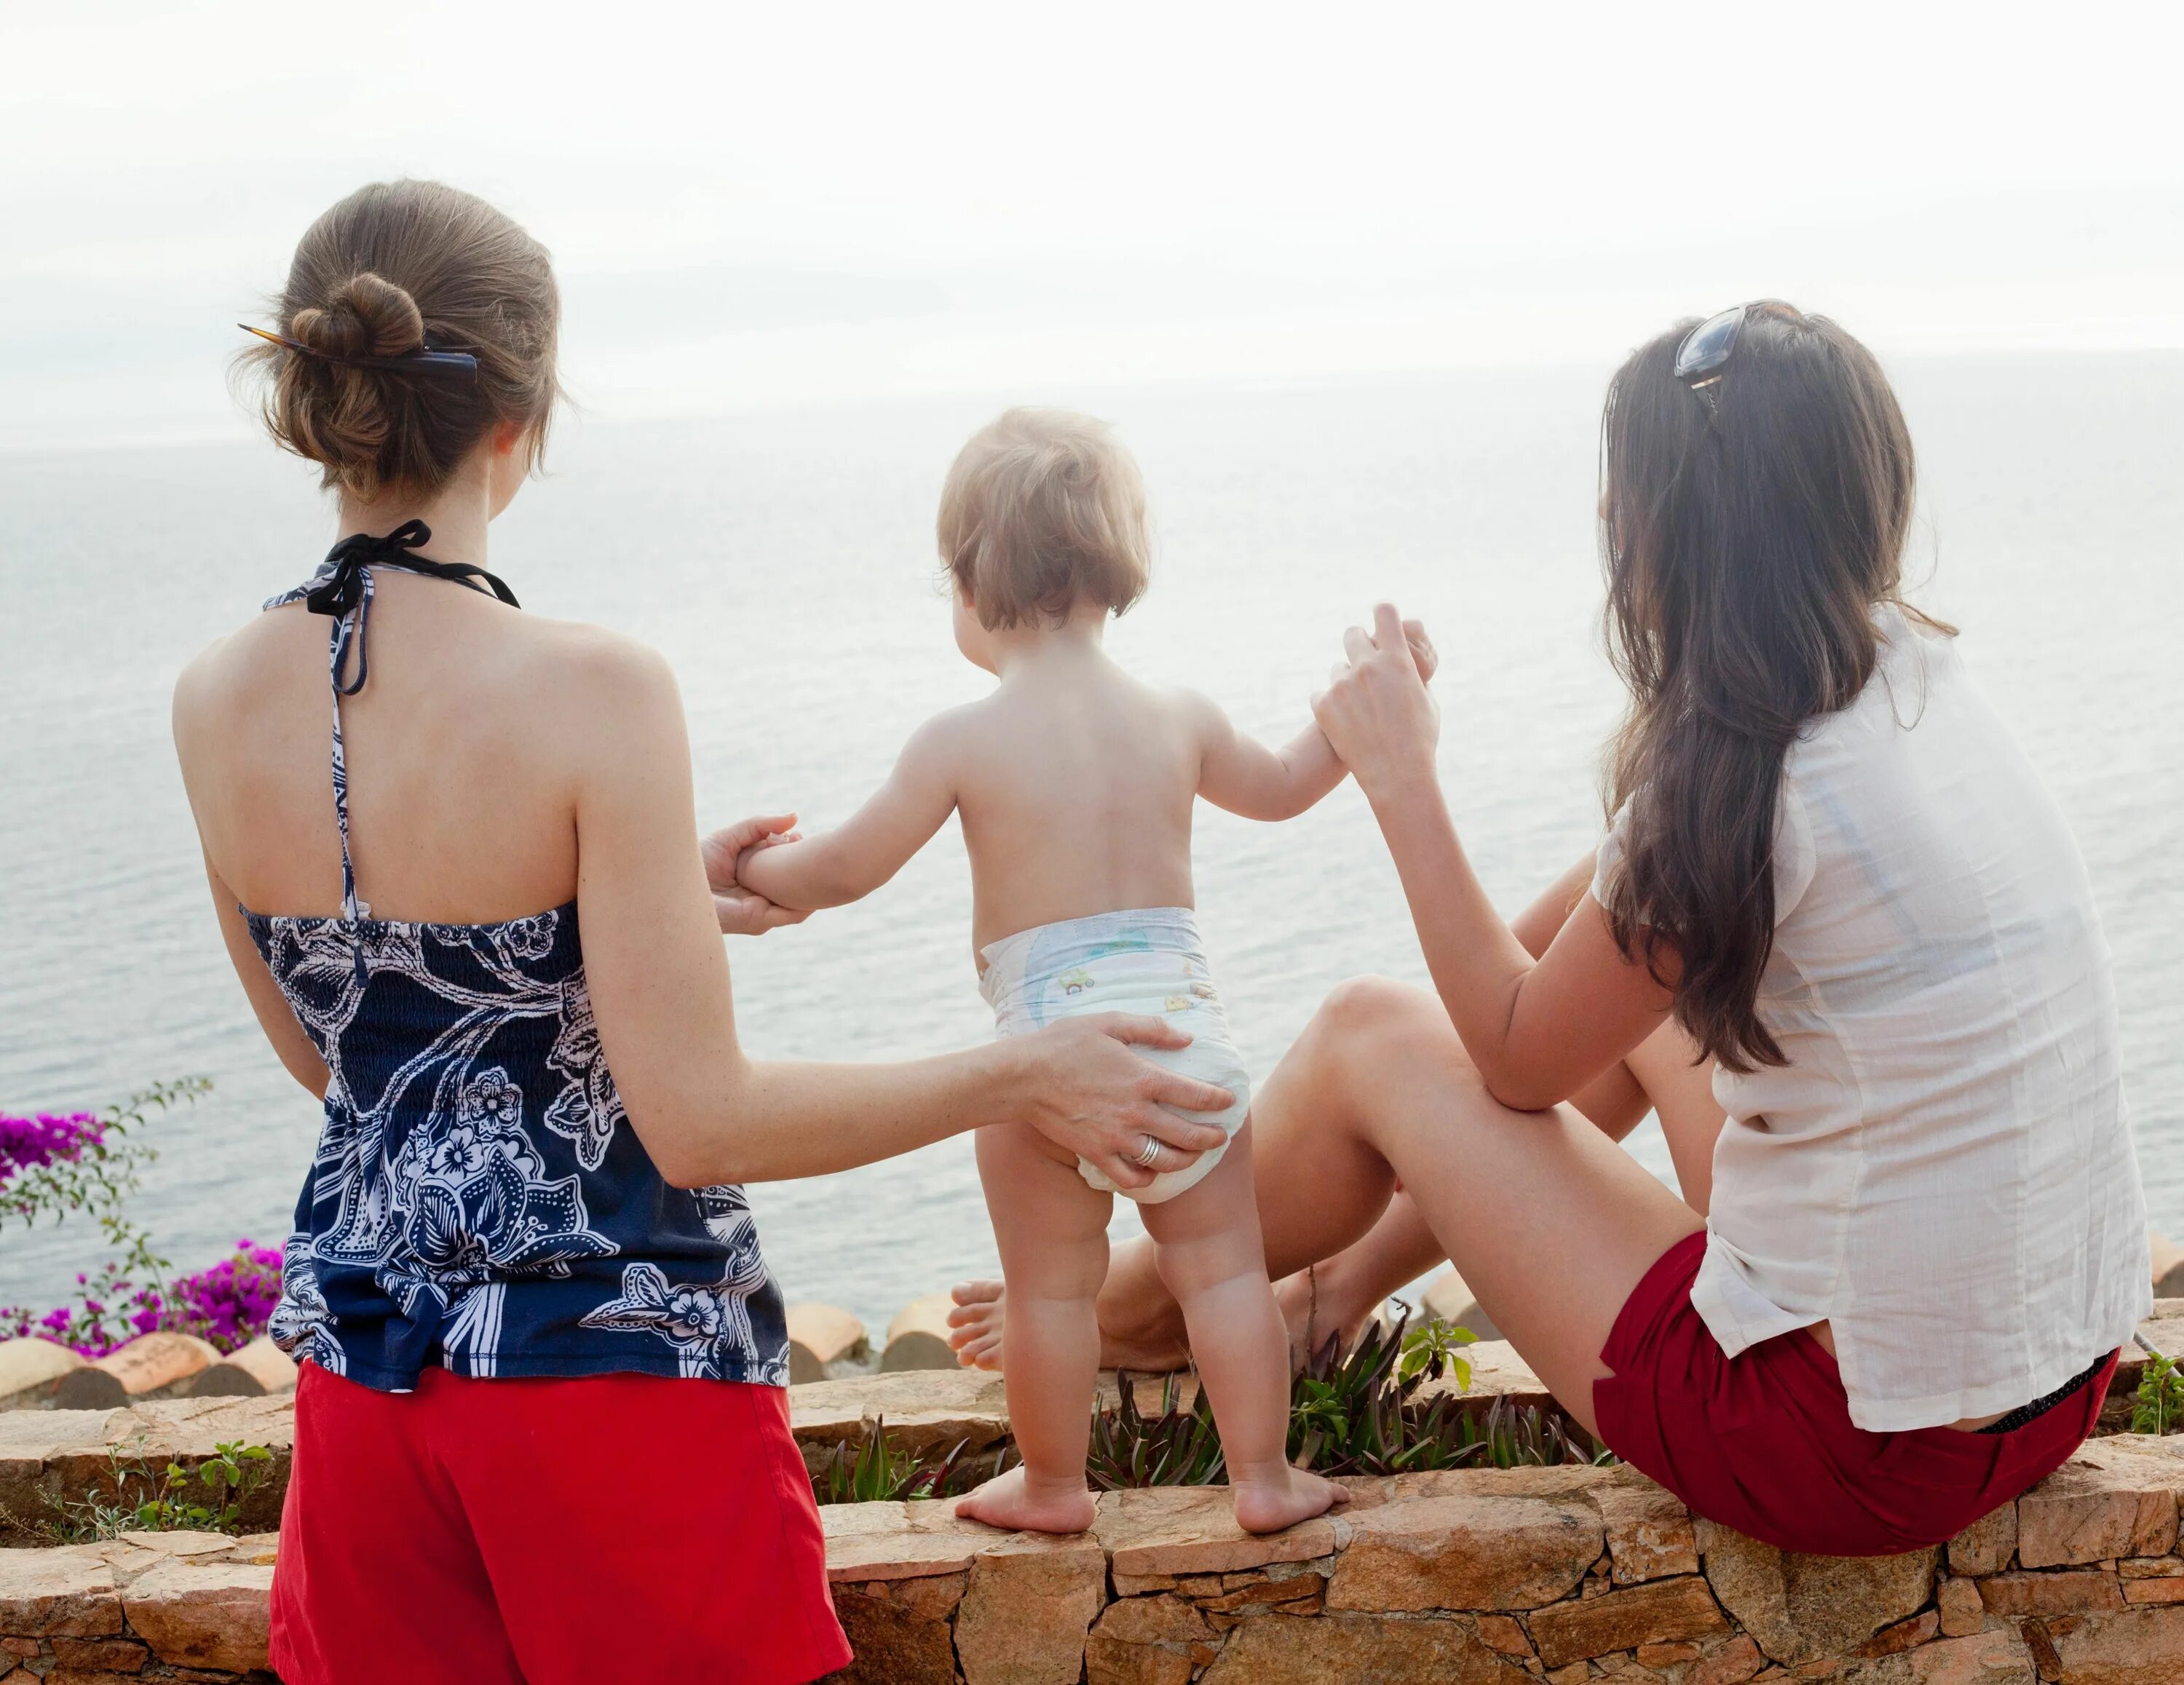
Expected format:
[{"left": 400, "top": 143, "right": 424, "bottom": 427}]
[{"left": 306, "top": 519, "right": 522, "bottom": 696}]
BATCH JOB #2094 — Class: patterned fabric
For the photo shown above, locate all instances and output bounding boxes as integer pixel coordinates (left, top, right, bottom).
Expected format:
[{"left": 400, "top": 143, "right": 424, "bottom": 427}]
[{"left": 245, "top": 536, "right": 789, "bottom": 1392}]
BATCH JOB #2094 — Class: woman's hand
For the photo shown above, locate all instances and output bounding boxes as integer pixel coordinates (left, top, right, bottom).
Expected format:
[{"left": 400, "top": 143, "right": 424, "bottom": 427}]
[
  {"left": 1313, "top": 603, "right": 1441, "bottom": 804},
  {"left": 1013, "top": 1015, "right": 1237, "bottom": 1191},
  {"left": 700, "top": 814, "right": 810, "bottom": 936}
]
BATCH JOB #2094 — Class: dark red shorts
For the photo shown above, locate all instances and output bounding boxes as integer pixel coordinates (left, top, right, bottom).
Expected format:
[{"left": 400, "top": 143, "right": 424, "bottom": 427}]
[
  {"left": 272, "top": 1363, "right": 851, "bottom": 1685},
  {"left": 1593, "top": 1232, "right": 2116, "bottom": 1557}
]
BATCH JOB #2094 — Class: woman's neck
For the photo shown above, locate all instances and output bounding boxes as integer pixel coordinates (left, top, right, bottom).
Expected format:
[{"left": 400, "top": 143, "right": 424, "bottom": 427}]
[{"left": 335, "top": 464, "right": 494, "bottom": 571}]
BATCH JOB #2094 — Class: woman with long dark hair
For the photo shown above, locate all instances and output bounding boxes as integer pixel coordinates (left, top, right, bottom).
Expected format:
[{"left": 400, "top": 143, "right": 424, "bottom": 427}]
[
  {"left": 173, "top": 179, "right": 1235, "bottom": 1684},
  {"left": 952, "top": 302, "right": 2149, "bottom": 1554}
]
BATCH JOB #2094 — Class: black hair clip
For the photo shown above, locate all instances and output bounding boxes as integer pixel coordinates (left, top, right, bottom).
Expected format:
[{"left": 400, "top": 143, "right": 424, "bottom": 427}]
[{"left": 240, "top": 323, "right": 480, "bottom": 374}]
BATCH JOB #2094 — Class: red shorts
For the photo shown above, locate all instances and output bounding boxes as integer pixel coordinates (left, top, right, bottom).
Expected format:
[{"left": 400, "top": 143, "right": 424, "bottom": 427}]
[
  {"left": 1593, "top": 1232, "right": 2116, "bottom": 1557},
  {"left": 272, "top": 1363, "right": 851, "bottom": 1685}
]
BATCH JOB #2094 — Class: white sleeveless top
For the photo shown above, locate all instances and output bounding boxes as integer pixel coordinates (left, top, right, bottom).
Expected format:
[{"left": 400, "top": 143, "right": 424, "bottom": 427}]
[{"left": 1596, "top": 606, "right": 2148, "bottom": 1431}]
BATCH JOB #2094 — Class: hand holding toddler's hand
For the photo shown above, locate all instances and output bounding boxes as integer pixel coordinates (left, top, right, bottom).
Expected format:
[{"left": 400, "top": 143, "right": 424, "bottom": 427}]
[
  {"left": 1313, "top": 603, "right": 1441, "bottom": 804},
  {"left": 700, "top": 813, "right": 809, "bottom": 936}
]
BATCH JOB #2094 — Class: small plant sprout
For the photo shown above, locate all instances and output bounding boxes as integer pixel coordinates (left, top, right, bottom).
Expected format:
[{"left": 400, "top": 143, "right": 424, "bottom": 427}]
[{"left": 2133, "top": 1337, "right": 2184, "bottom": 1436}]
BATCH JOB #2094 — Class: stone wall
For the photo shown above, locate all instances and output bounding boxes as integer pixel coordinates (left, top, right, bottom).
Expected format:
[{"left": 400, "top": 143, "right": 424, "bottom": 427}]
[
  {"left": 0, "top": 1531, "right": 274, "bottom": 1683},
  {"left": 6, "top": 1322, "right": 2184, "bottom": 1681},
  {"left": 820, "top": 1438, "right": 2184, "bottom": 1685},
  {"left": 9, "top": 1438, "right": 2184, "bottom": 1681}
]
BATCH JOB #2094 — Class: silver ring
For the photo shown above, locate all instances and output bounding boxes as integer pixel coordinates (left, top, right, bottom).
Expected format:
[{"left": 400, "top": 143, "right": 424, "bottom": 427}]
[{"left": 1133, "top": 1135, "right": 1163, "bottom": 1169}]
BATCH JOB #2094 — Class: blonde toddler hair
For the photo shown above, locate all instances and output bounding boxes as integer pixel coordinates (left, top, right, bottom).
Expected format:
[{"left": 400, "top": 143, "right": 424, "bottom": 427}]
[{"left": 938, "top": 408, "right": 1151, "bottom": 630}]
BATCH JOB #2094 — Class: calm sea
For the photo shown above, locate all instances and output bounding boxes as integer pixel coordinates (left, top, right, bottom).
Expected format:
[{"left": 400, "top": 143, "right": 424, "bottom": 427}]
[{"left": 2, "top": 356, "right": 2179, "bottom": 1333}]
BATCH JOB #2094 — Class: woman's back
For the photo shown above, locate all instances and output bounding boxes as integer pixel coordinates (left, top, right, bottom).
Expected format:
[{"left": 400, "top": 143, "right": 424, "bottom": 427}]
[
  {"left": 176, "top": 531, "right": 793, "bottom": 1392},
  {"left": 179, "top": 566, "right": 596, "bottom": 924},
  {"left": 1690, "top": 608, "right": 2148, "bottom": 1427}
]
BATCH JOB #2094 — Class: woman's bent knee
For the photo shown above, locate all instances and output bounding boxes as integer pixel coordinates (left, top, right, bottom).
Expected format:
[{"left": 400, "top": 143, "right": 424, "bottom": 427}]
[{"left": 1312, "top": 976, "right": 1475, "bottom": 1077}]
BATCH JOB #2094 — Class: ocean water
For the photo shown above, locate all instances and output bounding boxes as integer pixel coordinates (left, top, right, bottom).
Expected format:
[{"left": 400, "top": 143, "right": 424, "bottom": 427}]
[{"left": 1, "top": 355, "right": 2178, "bottom": 1335}]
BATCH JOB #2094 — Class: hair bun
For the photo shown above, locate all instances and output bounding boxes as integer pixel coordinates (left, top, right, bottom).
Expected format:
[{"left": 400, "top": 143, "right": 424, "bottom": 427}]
[
  {"left": 289, "top": 271, "right": 425, "bottom": 363},
  {"left": 245, "top": 180, "right": 560, "bottom": 501}
]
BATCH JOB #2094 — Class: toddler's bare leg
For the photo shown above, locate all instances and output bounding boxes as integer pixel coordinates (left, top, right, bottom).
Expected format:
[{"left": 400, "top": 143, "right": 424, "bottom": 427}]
[
  {"left": 953, "top": 1120, "right": 1108, "bottom": 1534},
  {"left": 1139, "top": 1122, "right": 1350, "bottom": 1534}
]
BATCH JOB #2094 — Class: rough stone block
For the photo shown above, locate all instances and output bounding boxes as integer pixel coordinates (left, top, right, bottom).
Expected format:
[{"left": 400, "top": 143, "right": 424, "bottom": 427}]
[
  {"left": 1698, "top": 1521, "right": 1939, "bottom": 1665},
  {"left": 788, "top": 1304, "right": 870, "bottom": 1384},
  {"left": 1421, "top": 1267, "right": 1502, "bottom": 1341},
  {"left": 1937, "top": 1576, "right": 1985, "bottom": 1637},
  {"left": 882, "top": 1293, "right": 961, "bottom": 1373},
  {"left": 116, "top": 1558, "right": 272, "bottom": 1673},
  {"left": 0, "top": 1547, "right": 122, "bottom": 1637},
  {"left": 1978, "top": 1569, "right": 2124, "bottom": 1614},
  {"left": 1325, "top": 1494, "right": 1602, "bottom": 1612},
  {"left": 1094, "top": 1488, "right": 1336, "bottom": 1578},
  {"left": 1596, "top": 1481, "right": 1700, "bottom": 1584},
  {"left": 1192, "top": 1574, "right": 1324, "bottom": 1614},
  {"left": 820, "top": 1501, "right": 1001, "bottom": 1582},
  {"left": 1094, "top": 1596, "right": 1214, "bottom": 1645},
  {"left": 1476, "top": 1612, "right": 1531, "bottom": 1654},
  {"left": 1850, "top": 1610, "right": 1941, "bottom": 1658},
  {"left": 1085, "top": 1595, "right": 1216, "bottom": 1685},
  {"left": 824, "top": 1582, "right": 957, "bottom": 1685},
  {"left": 1085, "top": 1638, "right": 1195, "bottom": 1685},
  {"left": 1529, "top": 1574, "right": 1730, "bottom": 1669},
  {"left": 1411, "top": 1341, "right": 1556, "bottom": 1415},
  {"left": 0, "top": 1339, "right": 87, "bottom": 1411},
  {"left": 2046, "top": 1603, "right": 2184, "bottom": 1684},
  {"left": 1948, "top": 1504, "right": 2018, "bottom": 1576},
  {"left": 954, "top": 1533, "right": 1105, "bottom": 1685},
  {"left": 49, "top": 1635, "right": 147, "bottom": 1671},
  {"left": 2016, "top": 1450, "right": 2180, "bottom": 1567},
  {"left": 791, "top": 1369, "right": 1012, "bottom": 1464},
  {"left": 1878, "top": 1627, "right": 2036, "bottom": 1684},
  {"left": 2121, "top": 1575, "right": 2184, "bottom": 1604},
  {"left": 1199, "top": 1611, "right": 1532, "bottom": 1684}
]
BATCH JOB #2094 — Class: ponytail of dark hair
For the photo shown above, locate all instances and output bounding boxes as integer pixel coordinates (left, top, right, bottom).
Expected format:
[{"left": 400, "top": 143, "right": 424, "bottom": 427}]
[{"left": 1597, "top": 304, "right": 1936, "bottom": 1073}]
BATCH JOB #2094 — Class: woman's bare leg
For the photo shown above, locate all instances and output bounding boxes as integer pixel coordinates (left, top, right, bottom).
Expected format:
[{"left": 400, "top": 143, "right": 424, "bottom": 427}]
[
  {"left": 1251, "top": 978, "right": 1701, "bottom": 1434},
  {"left": 949, "top": 993, "right": 1722, "bottom": 1391}
]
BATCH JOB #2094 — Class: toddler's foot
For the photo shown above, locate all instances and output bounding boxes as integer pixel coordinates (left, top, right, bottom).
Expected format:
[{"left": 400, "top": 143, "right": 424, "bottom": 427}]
[
  {"left": 953, "top": 1464, "right": 1097, "bottom": 1535},
  {"left": 1232, "top": 1467, "right": 1351, "bottom": 1536}
]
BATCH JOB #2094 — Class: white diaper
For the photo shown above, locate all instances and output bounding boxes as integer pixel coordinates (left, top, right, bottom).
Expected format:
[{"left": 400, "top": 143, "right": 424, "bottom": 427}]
[{"left": 978, "top": 907, "right": 1252, "bottom": 1205}]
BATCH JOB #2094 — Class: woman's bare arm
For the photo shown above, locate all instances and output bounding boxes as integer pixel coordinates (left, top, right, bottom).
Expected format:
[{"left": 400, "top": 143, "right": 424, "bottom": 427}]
[
  {"left": 568, "top": 642, "right": 1234, "bottom": 1189},
  {"left": 1313, "top": 606, "right": 1673, "bottom": 1111},
  {"left": 200, "top": 854, "right": 331, "bottom": 1100}
]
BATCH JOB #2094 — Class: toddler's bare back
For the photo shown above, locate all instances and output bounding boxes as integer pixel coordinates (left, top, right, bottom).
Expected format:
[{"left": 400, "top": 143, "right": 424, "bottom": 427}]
[{"left": 943, "top": 652, "right": 1204, "bottom": 959}]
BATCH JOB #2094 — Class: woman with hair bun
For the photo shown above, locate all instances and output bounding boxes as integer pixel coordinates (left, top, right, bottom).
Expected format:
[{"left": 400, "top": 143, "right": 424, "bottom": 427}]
[{"left": 175, "top": 179, "right": 1235, "bottom": 1684}]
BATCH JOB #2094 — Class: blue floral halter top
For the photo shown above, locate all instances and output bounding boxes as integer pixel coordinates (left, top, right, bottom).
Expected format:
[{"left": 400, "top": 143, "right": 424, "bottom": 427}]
[{"left": 248, "top": 523, "right": 790, "bottom": 1392}]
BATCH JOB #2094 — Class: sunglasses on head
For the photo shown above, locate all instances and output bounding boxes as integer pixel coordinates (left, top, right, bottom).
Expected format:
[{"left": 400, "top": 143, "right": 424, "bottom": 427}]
[
  {"left": 1674, "top": 304, "right": 1748, "bottom": 387},
  {"left": 1672, "top": 300, "right": 1801, "bottom": 409},
  {"left": 240, "top": 323, "right": 480, "bottom": 374}
]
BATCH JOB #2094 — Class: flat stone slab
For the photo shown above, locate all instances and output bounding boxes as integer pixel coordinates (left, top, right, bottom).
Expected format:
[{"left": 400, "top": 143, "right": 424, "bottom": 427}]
[{"left": 1093, "top": 1486, "right": 1338, "bottom": 1577}]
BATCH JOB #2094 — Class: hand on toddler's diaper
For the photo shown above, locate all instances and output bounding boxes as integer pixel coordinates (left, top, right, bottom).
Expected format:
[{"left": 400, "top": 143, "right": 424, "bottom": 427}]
[
  {"left": 700, "top": 813, "right": 809, "bottom": 937},
  {"left": 1013, "top": 1013, "right": 1235, "bottom": 1193}
]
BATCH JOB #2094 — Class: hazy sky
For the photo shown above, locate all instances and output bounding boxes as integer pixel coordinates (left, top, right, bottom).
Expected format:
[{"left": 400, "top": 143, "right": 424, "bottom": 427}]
[{"left": 7, "top": 0, "right": 2183, "bottom": 448}]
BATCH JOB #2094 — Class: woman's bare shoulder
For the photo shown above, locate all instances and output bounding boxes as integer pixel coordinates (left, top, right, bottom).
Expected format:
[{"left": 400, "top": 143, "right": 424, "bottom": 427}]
[{"left": 172, "top": 610, "right": 314, "bottom": 740}]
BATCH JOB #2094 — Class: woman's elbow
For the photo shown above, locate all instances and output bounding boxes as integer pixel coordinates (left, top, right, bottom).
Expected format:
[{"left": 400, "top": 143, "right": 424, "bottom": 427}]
[{"left": 1476, "top": 1058, "right": 1570, "bottom": 1115}]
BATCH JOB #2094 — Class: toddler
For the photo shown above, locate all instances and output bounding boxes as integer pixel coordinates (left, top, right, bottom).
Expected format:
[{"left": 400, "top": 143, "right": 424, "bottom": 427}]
[{"left": 737, "top": 408, "right": 1365, "bottom": 1535}]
